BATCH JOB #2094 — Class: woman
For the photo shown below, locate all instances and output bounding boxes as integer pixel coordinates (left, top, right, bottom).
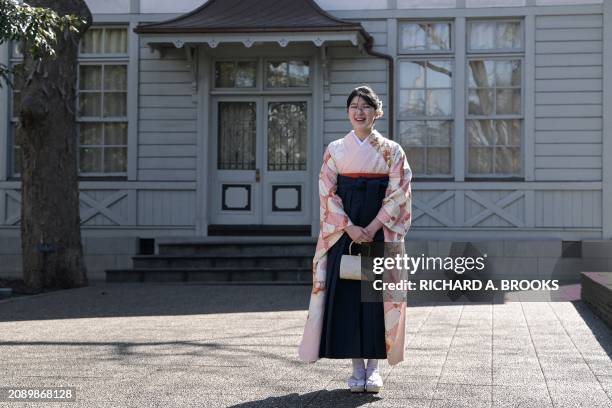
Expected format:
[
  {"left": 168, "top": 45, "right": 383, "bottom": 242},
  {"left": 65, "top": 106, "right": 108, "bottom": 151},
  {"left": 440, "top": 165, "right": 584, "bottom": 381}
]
[{"left": 298, "top": 86, "right": 412, "bottom": 393}]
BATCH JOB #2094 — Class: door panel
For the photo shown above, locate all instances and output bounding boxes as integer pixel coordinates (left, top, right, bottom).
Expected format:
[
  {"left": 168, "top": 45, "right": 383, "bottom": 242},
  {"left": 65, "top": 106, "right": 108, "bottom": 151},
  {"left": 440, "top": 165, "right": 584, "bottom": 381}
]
[
  {"left": 211, "top": 97, "right": 310, "bottom": 226},
  {"left": 262, "top": 97, "right": 311, "bottom": 225}
]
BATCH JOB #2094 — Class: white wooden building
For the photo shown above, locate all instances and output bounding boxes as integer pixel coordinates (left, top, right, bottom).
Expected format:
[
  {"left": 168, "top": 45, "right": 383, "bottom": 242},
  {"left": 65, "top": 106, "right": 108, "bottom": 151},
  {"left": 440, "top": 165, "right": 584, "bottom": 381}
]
[{"left": 1, "top": 0, "right": 611, "bottom": 280}]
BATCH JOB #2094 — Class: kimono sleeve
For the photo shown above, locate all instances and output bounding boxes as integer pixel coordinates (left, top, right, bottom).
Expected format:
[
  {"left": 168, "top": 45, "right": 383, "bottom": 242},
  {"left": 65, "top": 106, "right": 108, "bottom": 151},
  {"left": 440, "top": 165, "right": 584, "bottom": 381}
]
[
  {"left": 319, "top": 146, "right": 353, "bottom": 240},
  {"left": 375, "top": 144, "right": 412, "bottom": 238}
]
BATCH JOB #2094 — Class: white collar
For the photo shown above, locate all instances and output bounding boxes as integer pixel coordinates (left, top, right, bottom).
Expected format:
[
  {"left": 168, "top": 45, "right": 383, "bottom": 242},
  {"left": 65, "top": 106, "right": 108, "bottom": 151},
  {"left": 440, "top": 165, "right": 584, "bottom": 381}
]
[{"left": 352, "top": 130, "right": 368, "bottom": 146}]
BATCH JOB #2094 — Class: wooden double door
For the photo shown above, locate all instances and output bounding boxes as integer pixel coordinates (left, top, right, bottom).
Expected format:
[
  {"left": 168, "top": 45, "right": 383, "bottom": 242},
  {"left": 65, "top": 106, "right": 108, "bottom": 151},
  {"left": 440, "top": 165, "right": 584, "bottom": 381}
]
[{"left": 210, "top": 96, "right": 311, "bottom": 228}]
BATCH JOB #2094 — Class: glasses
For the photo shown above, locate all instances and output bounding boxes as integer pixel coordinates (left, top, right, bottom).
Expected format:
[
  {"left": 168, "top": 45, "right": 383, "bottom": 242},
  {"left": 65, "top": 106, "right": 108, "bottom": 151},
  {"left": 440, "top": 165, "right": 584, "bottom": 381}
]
[{"left": 349, "top": 105, "right": 374, "bottom": 112}]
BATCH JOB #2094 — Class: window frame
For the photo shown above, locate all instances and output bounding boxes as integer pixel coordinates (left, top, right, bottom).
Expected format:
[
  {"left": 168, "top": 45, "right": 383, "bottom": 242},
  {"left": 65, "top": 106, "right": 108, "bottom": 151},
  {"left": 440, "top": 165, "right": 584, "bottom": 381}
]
[
  {"left": 398, "top": 20, "right": 454, "bottom": 55},
  {"left": 76, "top": 25, "right": 129, "bottom": 178},
  {"left": 465, "top": 18, "right": 525, "bottom": 179},
  {"left": 7, "top": 42, "right": 23, "bottom": 178},
  {"left": 467, "top": 19, "right": 524, "bottom": 54},
  {"left": 397, "top": 57, "right": 455, "bottom": 178},
  {"left": 211, "top": 57, "right": 313, "bottom": 93}
]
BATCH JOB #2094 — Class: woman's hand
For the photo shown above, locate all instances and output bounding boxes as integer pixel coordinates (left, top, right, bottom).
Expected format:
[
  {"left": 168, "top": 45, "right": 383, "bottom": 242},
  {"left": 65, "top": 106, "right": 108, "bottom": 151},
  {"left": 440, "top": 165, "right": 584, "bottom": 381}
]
[
  {"left": 364, "top": 218, "right": 384, "bottom": 241},
  {"left": 345, "top": 225, "right": 372, "bottom": 244}
]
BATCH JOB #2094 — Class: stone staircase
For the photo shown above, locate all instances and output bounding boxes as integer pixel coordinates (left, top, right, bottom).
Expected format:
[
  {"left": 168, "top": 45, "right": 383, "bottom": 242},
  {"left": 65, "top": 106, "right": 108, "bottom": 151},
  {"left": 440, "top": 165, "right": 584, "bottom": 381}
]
[{"left": 106, "top": 240, "right": 315, "bottom": 284}]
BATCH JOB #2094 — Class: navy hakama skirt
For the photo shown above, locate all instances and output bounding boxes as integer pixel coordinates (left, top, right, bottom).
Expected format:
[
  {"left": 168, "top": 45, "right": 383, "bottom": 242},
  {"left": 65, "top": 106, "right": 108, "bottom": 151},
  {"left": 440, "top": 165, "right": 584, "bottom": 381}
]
[{"left": 318, "top": 175, "right": 388, "bottom": 359}]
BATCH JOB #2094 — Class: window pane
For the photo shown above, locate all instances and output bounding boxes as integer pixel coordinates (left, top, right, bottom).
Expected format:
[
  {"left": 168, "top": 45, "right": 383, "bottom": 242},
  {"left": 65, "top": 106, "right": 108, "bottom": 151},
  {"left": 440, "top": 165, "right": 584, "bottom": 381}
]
[
  {"left": 79, "top": 123, "right": 103, "bottom": 145},
  {"left": 469, "top": 22, "right": 495, "bottom": 50},
  {"left": 467, "top": 120, "right": 495, "bottom": 146},
  {"left": 104, "top": 147, "right": 127, "bottom": 172},
  {"left": 267, "top": 102, "right": 307, "bottom": 171},
  {"left": 104, "top": 65, "right": 127, "bottom": 90},
  {"left": 426, "top": 60, "right": 452, "bottom": 88},
  {"left": 427, "top": 147, "right": 451, "bottom": 174},
  {"left": 400, "top": 23, "right": 427, "bottom": 51},
  {"left": 427, "top": 23, "right": 451, "bottom": 50},
  {"left": 12, "top": 91, "right": 20, "bottom": 118},
  {"left": 218, "top": 102, "right": 256, "bottom": 170},
  {"left": 80, "top": 147, "right": 102, "bottom": 172},
  {"left": 104, "top": 28, "right": 127, "bottom": 54},
  {"left": 80, "top": 28, "right": 103, "bottom": 54},
  {"left": 13, "top": 145, "right": 22, "bottom": 175},
  {"left": 468, "top": 147, "right": 493, "bottom": 174},
  {"left": 235, "top": 61, "right": 256, "bottom": 88},
  {"left": 495, "top": 120, "right": 521, "bottom": 146},
  {"left": 495, "top": 60, "right": 521, "bottom": 87},
  {"left": 105, "top": 123, "right": 128, "bottom": 145},
  {"left": 267, "top": 61, "right": 288, "bottom": 87},
  {"left": 104, "top": 92, "right": 127, "bottom": 117},
  {"left": 468, "top": 89, "right": 494, "bottom": 115},
  {"left": 468, "top": 60, "right": 494, "bottom": 88},
  {"left": 79, "top": 93, "right": 102, "bottom": 117},
  {"left": 80, "top": 66, "right": 102, "bottom": 90},
  {"left": 426, "top": 89, "right": 451, "bottom": 116},
  {"left": 399, "top": 90, "right": 426, "bottom": 117},
  {"left": 400, "top": 61, "right": 425, "bottom": 88},
  {"left": 10, "top": 123, "right": 21, "bottom": 175},
  {"left": 405, "top": 147, "right": 425, "bottom": 174},
  {"left": 215, "top": 62, "right": 235, "bottom": 87},
  {"left": 398, "top": 121, "right": 427, "bottom": 146},
  {"left": 496, "top": 89, "right": 521, "bottom": 115},
  {"left": 428, "top": 121, "right": 452, "bottom": 146},
  {"left": 288, "top": 60, "right": 310, "bottom": 87},
  {"left": 495, "top": 146, "right": 520, "bottom": 174},
  {"left": 496, "top": 22, "right": 521, "bottom": 49}
]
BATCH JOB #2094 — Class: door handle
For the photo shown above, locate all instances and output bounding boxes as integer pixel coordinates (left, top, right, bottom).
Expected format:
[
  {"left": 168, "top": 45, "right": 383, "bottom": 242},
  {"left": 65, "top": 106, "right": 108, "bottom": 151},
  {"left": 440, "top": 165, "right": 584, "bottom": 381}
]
[{"left": 255, "top": 168, "right": 260, "bottom": 182}]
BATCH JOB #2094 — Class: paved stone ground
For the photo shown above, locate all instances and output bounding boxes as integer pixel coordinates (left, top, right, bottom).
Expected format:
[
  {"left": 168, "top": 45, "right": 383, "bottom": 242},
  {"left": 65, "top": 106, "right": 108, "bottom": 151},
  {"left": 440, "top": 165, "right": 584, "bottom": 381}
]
[{"left": 0, "top": 283, "right": 611, "bottom": 408}]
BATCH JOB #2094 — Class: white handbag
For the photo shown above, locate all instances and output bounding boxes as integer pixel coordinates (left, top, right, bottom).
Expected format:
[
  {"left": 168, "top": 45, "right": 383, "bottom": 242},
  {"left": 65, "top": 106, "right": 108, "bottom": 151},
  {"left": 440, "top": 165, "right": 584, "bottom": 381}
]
[{"left": 339, "top": 241, "right": 374, "bottom": 281}]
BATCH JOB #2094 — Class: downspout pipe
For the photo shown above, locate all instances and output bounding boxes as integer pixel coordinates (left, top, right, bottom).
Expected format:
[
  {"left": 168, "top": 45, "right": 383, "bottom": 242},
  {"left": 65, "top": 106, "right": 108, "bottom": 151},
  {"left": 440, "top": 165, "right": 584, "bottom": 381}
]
[{"left": 363, "top": 35, "right": 395, "bottom": 139}]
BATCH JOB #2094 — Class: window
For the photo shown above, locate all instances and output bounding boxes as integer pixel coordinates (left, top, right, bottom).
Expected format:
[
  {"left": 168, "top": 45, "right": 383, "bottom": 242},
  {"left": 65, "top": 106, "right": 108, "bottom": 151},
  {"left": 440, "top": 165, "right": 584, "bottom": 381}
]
[
  {"left": 8, "top": 43, "right": 23, "bottom": 176},
  {"left": 399, "top": 22, "right": 452, "bottom": 52},
  {"left": 467, "top": 20, "right": 523, "bottom": 177},
  {"left": 266, "top": 60, "right": 310, "bottom": 88},
  {"left": 398, "top": 21, "right": 453, "bottom": 177},
  {"left": 77, "top": 27, "right": 128, "bottom": 175},
  {"left": 214, "top": 61, "right": 257, "bottom": 88}
]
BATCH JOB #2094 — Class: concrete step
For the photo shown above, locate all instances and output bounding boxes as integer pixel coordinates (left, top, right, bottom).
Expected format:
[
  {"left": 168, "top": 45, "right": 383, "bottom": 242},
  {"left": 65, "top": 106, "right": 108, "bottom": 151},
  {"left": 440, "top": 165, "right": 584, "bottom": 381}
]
[
  {"left": 158, "top": 242, "right": 316, "bottom": 257},
  {"left": 581, "top": 272, "right": 612, "bottom": 327},
  {"left": 106, "top": 267, "right": 312, "bottom": 284},
  {"left": 132, "top": 254, "right": 312, "bottom": 269}
]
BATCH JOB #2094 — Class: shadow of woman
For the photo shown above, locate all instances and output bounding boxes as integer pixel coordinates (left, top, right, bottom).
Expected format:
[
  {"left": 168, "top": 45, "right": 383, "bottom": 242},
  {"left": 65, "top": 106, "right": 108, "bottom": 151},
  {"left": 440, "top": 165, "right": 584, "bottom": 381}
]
[{"left": 228, "top": 389, "right": 381, "bottom": 407}]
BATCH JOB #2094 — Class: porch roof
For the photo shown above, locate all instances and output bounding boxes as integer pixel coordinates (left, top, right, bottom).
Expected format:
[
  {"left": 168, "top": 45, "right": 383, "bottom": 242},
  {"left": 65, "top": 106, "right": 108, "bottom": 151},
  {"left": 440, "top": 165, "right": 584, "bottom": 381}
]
[{"left": 134, "top": 0, "right": 371, "bottom": 48}]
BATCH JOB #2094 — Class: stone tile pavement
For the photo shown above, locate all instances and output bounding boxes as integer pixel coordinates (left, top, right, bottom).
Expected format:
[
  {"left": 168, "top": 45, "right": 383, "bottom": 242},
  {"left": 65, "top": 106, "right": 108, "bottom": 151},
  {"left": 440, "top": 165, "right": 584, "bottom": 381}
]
[{"left": 0, "top": 284, "right": 610, "bottom": 407}]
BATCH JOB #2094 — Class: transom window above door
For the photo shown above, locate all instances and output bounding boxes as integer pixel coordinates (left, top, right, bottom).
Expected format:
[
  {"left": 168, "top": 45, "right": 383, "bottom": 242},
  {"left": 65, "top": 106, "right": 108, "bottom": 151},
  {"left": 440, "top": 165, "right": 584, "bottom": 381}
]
[{"left": 213, "top": 59, "right": 311, "bottom": 90}]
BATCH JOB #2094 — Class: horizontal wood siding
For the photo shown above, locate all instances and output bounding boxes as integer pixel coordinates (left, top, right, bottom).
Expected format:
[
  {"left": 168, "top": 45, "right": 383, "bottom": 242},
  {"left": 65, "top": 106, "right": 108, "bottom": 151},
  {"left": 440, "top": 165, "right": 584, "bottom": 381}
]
[
  {"left": 534, "top": 14, "right": 603, "bottom": 181},
  {"left": 138, "top": 45, "right": 197, "bottom": 181},
  {"left": 324, "top": 19, "right": 389, "bottom": 146}
]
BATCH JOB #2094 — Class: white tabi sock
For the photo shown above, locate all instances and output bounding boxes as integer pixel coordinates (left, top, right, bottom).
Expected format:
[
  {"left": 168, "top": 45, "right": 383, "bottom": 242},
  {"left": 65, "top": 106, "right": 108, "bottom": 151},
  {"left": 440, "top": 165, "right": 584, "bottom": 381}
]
[
  {"left": 351, "top": 358, "right": 366, "bottom": 378},
  {"left": 366, "top": 358, "right": 379, "bottom": 374}
]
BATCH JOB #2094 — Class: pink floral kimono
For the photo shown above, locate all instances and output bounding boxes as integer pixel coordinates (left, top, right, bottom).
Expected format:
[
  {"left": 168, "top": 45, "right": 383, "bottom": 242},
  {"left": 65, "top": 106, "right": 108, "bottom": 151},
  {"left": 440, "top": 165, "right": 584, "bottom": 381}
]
[{"left": 299, "top": 129, "right": 412, "bottom": 366}]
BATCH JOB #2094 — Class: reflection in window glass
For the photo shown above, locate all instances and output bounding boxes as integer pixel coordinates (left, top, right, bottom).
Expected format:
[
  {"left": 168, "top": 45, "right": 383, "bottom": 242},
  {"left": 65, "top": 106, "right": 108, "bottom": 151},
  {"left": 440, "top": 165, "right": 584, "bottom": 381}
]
[
  {"left": 469, "top": 21, "right": 521, "bottom": 51},
  {"left": 267, "top": 102, "right": 307, "bottom": 171},
  {"left": 266, "top": 60, "right": 310, "bottom": 88},
  {"left": 467, "top": 120, "right": 521, "bottom": 176},
  {"left": 215, "top": 61, "right": 256, "bottom": 88},
  {"left": 398, "top": 121, "right": 452, "bottom": 176},
  {"left": 399, "top": 22, "right": 451, "bottom": 52},
  {"left": 398, "top": 57, "right": 453, "bottom": 176}
]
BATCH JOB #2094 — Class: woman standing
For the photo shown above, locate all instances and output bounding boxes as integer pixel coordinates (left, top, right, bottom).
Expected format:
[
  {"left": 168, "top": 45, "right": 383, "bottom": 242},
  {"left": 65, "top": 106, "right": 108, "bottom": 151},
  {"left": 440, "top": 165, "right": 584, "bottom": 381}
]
[{"left": 299, "top": 86, "right": 413, "bottom": 393}]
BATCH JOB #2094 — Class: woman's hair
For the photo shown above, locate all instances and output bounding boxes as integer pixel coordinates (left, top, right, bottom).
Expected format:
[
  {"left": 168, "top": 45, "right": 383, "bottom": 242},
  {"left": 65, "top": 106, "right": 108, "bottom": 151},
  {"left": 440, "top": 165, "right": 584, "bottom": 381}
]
[{"left": 346, "top": 85, "right": 383, "bottom": 114}]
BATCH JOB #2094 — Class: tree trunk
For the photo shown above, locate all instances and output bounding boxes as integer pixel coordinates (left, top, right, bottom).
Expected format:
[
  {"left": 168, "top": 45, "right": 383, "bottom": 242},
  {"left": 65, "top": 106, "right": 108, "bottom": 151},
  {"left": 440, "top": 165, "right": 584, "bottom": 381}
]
[{"left": 17, "top": 0, "right": 91, "bottom": 292}]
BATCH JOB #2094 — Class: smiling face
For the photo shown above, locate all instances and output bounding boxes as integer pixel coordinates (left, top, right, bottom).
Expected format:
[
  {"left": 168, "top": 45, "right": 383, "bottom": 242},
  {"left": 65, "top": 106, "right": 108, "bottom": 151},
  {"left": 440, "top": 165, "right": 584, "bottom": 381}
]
[{"left": 347, "top": 95, "right": 382, "bottom": 138}]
